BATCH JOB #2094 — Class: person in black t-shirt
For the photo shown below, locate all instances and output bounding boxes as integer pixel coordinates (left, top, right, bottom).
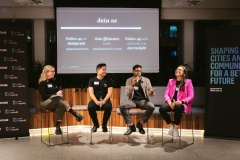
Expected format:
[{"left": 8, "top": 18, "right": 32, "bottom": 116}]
[
  {"left": 88, "top": 63, "right": 113, "bottom": 132},
  {"left": 39, "top": 65, "right": 84, "bottom": 135},
  {"left": 119, "top": 64, "right": 155, "bottom": 135}
]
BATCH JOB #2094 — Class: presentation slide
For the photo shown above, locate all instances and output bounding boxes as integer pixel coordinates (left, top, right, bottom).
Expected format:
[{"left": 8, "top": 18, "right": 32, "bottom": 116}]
[{"left": 56, "top": 7, "right": 159, "bottom": 73}]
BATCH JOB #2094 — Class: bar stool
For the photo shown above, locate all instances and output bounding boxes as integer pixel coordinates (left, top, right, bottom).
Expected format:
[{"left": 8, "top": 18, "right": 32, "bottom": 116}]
[
  {"left": 72, "top": 105, "right": 112, "bottom": 144},
  {"left": 90, "top": 108, "right": 113, "bottom": 144},
  {"left": 40, "top": 110, "right": 69, "bottom": 146},
  {"left": 116, "top": 108, "right": 149, "bottom": 144},
  {"left": 161, "top": 111, "right": 194, "bottom": 149}
]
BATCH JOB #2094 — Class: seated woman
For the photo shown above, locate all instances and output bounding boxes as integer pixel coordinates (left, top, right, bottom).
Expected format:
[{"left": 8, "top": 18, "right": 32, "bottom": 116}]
[
  {"left": 39, "top": 65, "right": 84, "bottom": 135},
  {"left": 159, "top": 65, "right": 194, "bottom": 139}
]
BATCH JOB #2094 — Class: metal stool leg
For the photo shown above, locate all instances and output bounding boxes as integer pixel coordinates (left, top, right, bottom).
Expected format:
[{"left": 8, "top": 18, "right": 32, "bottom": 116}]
[
  {"left": 126, "top": 109, "right": 130, "bottom": 143},
  {"left": 125, "top": 109, "right": 149, "bottom": 144},
  {"left": 146, "top": 121, "right": 149, "bottom": 144},
  {"left": 162, "top": 111, "right": 194, "bottom": 149},
  {"left": 90, "top": 110, "right": 112, "bottom": 144},
  {"left": 63, "top": 112, "right": 70, "bottom": 145},
  {"left": 41, "top": 110, "right": 69, "bottom": 147},
  {"left": 161, "top": 112, "right": 174, "bottom": 146},
  {"left": 40, "top": 110, "right": 51, "bottom": 146},
  {"left": 90, "top": 121, "right": 93, "bottom": 144},
  {"left": 178, "top": 112, "right": 194, "bottom": 149},
  {"left": 109, "top": 114, "right": 113, "bottom": 143}
]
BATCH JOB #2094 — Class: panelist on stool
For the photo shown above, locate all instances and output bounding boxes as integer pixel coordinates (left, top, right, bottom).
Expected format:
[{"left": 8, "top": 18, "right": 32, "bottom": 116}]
[{"left": 39, "top": 65, "right": 84, "bottom": 136}]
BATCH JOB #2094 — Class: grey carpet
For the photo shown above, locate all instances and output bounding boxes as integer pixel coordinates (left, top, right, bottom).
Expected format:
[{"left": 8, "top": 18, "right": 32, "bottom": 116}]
[{"left": 0, "top": 126, "right": 239, "bottom": 160}]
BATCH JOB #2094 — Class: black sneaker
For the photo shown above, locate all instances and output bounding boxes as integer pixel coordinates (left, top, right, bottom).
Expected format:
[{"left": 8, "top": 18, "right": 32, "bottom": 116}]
[{"left": 55, "top": 127, "right": 62, "bottom": 135}]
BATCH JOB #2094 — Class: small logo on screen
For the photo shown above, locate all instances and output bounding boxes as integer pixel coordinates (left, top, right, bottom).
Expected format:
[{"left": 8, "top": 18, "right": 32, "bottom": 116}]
[
  {"left": 11, "top": 31, "right": 24, "bottom": 36},
  {"left": 13, "top": 100, "right": 26, "bottom": 105},
  {"left": 4, "top": 39, "right": 17, "bottom": 45},
  {"left": 13, "top": 118, "right": 26, "bottom": 122},
  {"left": 5, "top": 92, "right": 18, "bottom": 97},
  {"left": 0, "top": 84, "right": 8, "bottom": 87},
  {"left": 12, "top": 66, "right": 25, "bottom": 70},
  {"left": 0, "top": 119, "right": 9, "bottom": 122},
  {"left": 4, "top": 57, "right": 17, "bottom": 62},
  {"left": 0, "top": 31, "right": 7, "bottom": 34},
  {"left": 0, "top": 49, "right": 7, "bottom": 52},
  {"left": 0, "top": 66, "right": 7, "bottom": 70},
  {"left": 12, "top": 48, "right": 25, "bottom": 53},
  {"left": 4, "top": 75, "right": 18, "bottom": 79},
  {"left": 12, "top": 83, "right": 25, "bottom": 88},
  {"left": 0, "top": 101, "right": 8, "bottom": 105},
  {"left": 5, "top": 109, "right": 19, "bottom": 114},
  {"left": 6, "top": 127, "right": 19, "bottom": 131}
]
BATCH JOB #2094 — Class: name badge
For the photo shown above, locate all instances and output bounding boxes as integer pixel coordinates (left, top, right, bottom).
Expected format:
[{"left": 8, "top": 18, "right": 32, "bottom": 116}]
[
  {"left": 134, "top": 86, "right": 139, "bottom": 90},
  {"left": 47, "top": 84, "right": 53, "bottom": 88},
  {"left": 176, "top": 87, "right": 179, "bottom": 91},
  {"left": 94, "top": 81, "right": 99, "bottom": 85}
]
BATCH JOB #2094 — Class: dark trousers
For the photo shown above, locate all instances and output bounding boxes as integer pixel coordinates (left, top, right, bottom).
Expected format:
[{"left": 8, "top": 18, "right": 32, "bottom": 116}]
[
  {"left": 159, "top": 103, "right": 184, "bottom": 125},
  {"left": 88, "top": 99, "right": 112, "bottom": 127}
]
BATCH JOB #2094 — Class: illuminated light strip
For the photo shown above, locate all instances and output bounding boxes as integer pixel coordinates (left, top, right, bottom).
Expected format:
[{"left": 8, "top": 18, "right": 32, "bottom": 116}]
[
  {"left": 60, "top": 27, "right": 141, "bottom": 30},
  {"left": 210, "top": 88, "right": 222, "bottom": 89}
]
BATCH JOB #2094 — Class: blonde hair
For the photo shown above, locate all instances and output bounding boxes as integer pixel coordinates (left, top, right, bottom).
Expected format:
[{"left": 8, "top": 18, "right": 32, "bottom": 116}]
[{"left": 38, "top": 65, "right": 55, "bottom": 84}]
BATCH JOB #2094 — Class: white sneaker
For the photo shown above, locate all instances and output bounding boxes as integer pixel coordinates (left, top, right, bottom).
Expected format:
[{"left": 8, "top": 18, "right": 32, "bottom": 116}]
[
  {"left": 168, "top": 125, "right": 174, "bottom": 135},
  {"left": 173, "top": 128, "right": 179, "bottom": 139}
]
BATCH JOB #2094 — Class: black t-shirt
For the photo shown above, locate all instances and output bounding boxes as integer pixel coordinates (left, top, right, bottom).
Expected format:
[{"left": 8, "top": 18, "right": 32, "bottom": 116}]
[
  {"left": 172, "top": 81, "right": 181, "bottom": 101},
  {"left": 39, "top": 79, "right": 60, "bottom": 100},
  {"left": 88, "top": 76, "right": 113, "bottom": 100},
  {"left": 132, "top": 80, "right": 147, "bottom": 101}
]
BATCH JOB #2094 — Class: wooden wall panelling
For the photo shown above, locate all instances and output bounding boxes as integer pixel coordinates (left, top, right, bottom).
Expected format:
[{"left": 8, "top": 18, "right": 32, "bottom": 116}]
[{"left": 30, "top": 88, "right": 205, "bottom": 130}]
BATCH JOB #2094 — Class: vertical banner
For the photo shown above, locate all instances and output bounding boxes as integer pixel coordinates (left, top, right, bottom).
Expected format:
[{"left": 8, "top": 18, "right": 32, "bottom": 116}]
[
  {"left": 0, "top": 26, "right": 29, "bottom": 138},
  {"left": 205, "top": 26, "right": 240, "bottom": 139}
]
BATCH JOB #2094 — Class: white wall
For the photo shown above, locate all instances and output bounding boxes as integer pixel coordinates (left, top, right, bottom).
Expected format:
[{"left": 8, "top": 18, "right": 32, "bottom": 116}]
[{"left": 1, "top": 0, "right": 240, "bottom": 63}]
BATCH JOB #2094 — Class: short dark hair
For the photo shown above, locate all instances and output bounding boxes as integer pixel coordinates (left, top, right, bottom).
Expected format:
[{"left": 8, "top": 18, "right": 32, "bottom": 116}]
[
  {"left": 132, "top": 64, "right": 142, "bottom": 70},
  {"left": 96, "top": 63, "right": 106, "bottom": 71}
]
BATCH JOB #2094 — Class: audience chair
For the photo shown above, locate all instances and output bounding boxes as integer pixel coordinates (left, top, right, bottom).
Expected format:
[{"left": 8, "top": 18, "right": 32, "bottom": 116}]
[
  {"left": 40, "top": 110, "right": 69, "bottom": 146},
  {"left": 161, "top": 111, "right": 194, "bottom": 149}
]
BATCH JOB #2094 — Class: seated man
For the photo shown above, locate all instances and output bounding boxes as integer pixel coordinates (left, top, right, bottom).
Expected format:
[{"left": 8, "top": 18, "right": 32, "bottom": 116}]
[
  {"left": 87, "top": 63, "right": 113, "bottom": 132},
  {"left": 119, "top": 64, "right": 155, "bottom": 135}
]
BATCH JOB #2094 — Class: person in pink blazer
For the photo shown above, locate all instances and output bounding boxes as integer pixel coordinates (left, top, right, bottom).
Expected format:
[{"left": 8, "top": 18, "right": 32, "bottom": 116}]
[{"left": 159, "top": 65, "right": 194, "bottom": 138}]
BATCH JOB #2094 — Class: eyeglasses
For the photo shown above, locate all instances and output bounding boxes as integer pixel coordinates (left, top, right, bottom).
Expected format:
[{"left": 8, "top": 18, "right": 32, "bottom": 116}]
[
  {"left": 134, "top": 70, "right": 142, "bottom": 73},
  {"left": 175, "top": 68, "right": 184, "bottom": 72}
]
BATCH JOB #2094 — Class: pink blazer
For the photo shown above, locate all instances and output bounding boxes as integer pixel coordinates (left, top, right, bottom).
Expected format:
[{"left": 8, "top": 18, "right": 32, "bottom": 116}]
[{"left": 164, "top": 79, "right": 194, "bottom": 113}]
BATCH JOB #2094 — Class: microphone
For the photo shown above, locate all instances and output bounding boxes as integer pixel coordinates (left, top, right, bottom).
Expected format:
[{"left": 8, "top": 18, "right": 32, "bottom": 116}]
[{"left": 136, "top": 74, "right": 141, "bottom": 83}]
